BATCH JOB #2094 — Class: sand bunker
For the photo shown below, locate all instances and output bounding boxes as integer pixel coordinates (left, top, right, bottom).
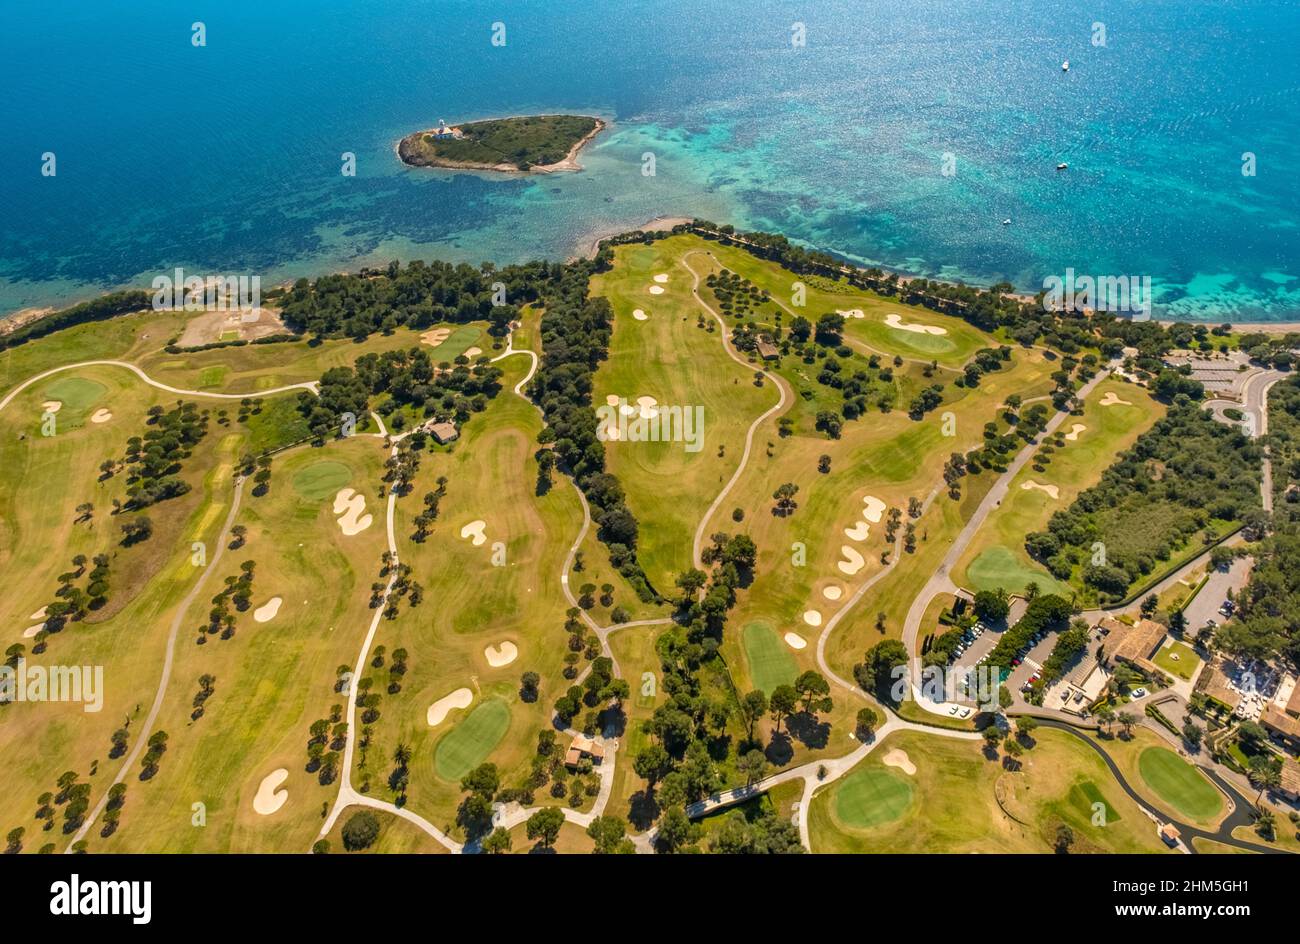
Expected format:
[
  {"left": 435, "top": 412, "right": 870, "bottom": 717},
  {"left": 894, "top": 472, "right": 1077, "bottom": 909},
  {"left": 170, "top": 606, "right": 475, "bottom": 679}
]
[
  {"left": 803, "top": 610, "right": 823, "bottom": 627},
  {"left": 822, "top": 585, "right": 843, "bottom": 601},
  {"left": 784, "top": 632, "right": 808, "bottom": 650},
  {"left": 1099, "top": 391, "right": 1132, "bottom": 406},
  {"left": 41, "top": 400, "right": 62, "bottom": 414},
  {"left": 636, "top": 395, "right": 660, "bottom": 419},
  {"left": 464, "top": 346, "right": 482, "bottom": 359},
  {"left": 605, "top": 394, "right": 621, "bottom": 406},
  {"left": 459, "top": 519, "right": 487, "bottom": 546},
  {"left": 427, "top": 687, "right": 473, "bottom": 726},
  {"left": 252, "top": 768, "right": 289, "bottom": 815},
  {"left": 421, "top": 328, "right": 451, "bottom": 347},
  {"left": 837, "top": 545, "right": 866, "bottom": 576},
  {"left": 332, "top": 488, "right": 373, "bottom": 536},
  {"left": 632, "top": 308, "right": 648, "bottom": 321},
  {"left": 29, "top": 607, "right": 47, "bottom": 621},
  {"left": 1065, "top": 424, "right": 1087, "bottom": 441},
  {"left": 90, "top": 409, "right": 113, "bottom": 424},
  {"left": 862, "top": 495, "right": 887, "bottom": 523},
  {"left": 253, "top": 597, "right": 283, "bottom": 623},
  {"left": 836, "top": 309, "right": 866, "bottom": 319},
  {"left": 885, "top": 312, "right": 947, "bottom": 336},
  {"left": 23, "top": 625, "right": 42, "bottom": 639},
  {"left": 844, "top": 520, "right": 870, "bottom": 542},
  {"left": 882, "top": 749, "right": 917, "bottom": 775},
  {"left": 653, "top": 273, "right": 669, "bottom": 283},
  {"left": 648, "top": 285, "right": 665, "bottom": 295},
  {"left": 484, "top": 641, "right": 518, "bottom": 667},
  {"left": 1021, "top": 480, "right": 1061, "bottom": 499}
]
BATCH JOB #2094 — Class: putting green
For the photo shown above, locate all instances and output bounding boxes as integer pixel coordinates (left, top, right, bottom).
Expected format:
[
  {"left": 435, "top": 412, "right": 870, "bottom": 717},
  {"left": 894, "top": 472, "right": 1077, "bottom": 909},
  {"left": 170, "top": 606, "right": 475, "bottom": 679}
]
[
  {"left": 292, "top": 460, "right": 353, "bottom": 501},
  {"left": 434, "top": 699, "right": 511, "bottom": 781},
  {"left": 41, "top": 376, "right": 106, "bottom": 413},
  {"left": 1138, "top": 747, "right": 1222, "bottom": 822},
  {"left": 886, "top": 328, "right": 956, "bottom": 355},
  {"left": 967, "top": 545, "right": 1069, "bottom": 597},
  {"left": 742, "top": 621, "right": 798, "bottom": 694},
  {"left": 834, "top": 767, "right": 914, "bottom": 828},
  {"left": 427, "top": 325, "right": 482, "bottom": 361}
]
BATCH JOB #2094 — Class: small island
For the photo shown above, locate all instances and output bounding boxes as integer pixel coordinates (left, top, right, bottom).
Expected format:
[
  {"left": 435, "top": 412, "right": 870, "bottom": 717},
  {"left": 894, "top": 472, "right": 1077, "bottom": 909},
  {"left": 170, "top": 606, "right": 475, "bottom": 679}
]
[{"left": 397, "top": 114, "right": 605, "bottom": 173}]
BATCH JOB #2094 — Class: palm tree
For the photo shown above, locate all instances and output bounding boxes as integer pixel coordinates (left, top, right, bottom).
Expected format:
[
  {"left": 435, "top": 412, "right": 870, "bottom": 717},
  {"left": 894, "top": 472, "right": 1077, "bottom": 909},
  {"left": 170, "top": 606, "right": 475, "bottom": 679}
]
[{"left": 393, "top": 743, "right": 412, "bottom": 769}]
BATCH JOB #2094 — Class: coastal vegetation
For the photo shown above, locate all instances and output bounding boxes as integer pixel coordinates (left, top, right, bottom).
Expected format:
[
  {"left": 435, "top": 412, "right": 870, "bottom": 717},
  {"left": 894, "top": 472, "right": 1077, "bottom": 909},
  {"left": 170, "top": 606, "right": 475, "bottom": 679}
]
[
  {"left": 398, "top": 115, "right": 602, "bottom": 172},
  {"left": 1023, "top": 404, "right": 1263, "bottom": 604}
]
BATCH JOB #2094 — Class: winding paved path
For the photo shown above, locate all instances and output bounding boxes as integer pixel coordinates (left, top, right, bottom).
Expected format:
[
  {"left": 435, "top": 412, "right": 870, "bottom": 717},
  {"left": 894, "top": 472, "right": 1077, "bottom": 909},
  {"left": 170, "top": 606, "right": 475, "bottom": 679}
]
[
  {"left": 0, "top": 359, "right": 318, "bottom": 413},
  {"left": 1034, "top": 720, "right": 1286, "bottom": 855},
  {"left": 900, "top": 368, "right": 1112, "bottom": 676},
  {"left": 66, "top": 476, "right": 247, "bottom": 849},
  {"left": 681, "top": 250, "right": 791, "bottom": 571}
]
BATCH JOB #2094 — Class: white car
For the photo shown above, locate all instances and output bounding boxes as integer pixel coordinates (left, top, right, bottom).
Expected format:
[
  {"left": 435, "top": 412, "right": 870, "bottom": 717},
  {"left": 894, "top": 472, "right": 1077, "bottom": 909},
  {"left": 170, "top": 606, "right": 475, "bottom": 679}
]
[{"left": 1131, "top": 687, "right": 1148, "bottom": 699}]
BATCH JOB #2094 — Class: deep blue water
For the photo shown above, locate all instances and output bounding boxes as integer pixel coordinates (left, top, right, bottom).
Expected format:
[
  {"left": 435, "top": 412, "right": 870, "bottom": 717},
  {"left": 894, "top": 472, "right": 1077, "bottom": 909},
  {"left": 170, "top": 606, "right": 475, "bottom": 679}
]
[{"left": 2, "top": 0, "right": 1297, "bottom": 320}]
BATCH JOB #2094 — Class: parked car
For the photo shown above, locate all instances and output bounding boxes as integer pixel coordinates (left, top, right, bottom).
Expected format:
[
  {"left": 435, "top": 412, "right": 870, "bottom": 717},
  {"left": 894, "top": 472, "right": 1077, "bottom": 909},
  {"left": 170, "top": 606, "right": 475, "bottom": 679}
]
[{"left": 1132, "top": 687, "right": 1148, "bottom": 699}]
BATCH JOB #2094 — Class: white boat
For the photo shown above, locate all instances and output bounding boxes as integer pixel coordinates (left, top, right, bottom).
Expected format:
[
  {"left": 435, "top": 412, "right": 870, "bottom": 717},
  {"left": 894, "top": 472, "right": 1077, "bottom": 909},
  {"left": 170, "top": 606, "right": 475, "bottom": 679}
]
[
  {"left": 1056, "top": 162, "right": 1069, "bottom": 170},
  {"left": 1062, "top": 60, "right": 1069, "bottom": 71},
  {"left": 1002, "top": 218, "right": 1011, "bottom": 226}
]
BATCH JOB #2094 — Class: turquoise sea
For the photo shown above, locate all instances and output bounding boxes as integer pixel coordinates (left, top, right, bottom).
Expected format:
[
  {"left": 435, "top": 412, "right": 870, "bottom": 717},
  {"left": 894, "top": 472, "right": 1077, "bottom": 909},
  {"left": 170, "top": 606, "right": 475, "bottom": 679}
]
[{"left": 1, "top": 0, "right": 1297, "bottom": 320}]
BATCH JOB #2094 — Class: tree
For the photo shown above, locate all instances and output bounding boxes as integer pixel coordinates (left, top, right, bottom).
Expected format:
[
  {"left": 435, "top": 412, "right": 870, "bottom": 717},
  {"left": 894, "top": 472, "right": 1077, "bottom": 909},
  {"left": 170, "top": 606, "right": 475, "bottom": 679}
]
[
  {"left": 655, "top": 806, "right": 696, "bottom": 853},
  {"left": 1003, "top": 738, "right": 1024, "bottom": 766},
  {"left": 519, "top": 671, "right": 541, "bottom": 702},
  {"left": 633, "top": 744, "right": 671, "bottom": 789},
  {"left": 525, "top": 806, "right": 565, "bottom": 849},
  {"left": 972, "top": 588, "right": 1011, "bottom": 622},
  {"left": 340, "top": 810, "right": 380, "bottom": 851},
  {"left": 855, "top": 706, "right": 879, "bottom": 739},
  {"left": 772, "top": 482, "right": 799, "bottom": 515},
  {"left": 737, "top": 749, "right": 769, "bottom": 786},
  {"left": 1016, "top": 716, "right": 1038, "bottom": 741},
  {"left": 1116, "top": 710, "right": 1138, "bottom": 738},
  {"left": 982, "top": 726, "right": 1003, "bottom": 752},
  {"left": 1054, "top": 823, "right": 1074, "bottom": 854},
  {"left": 768, "top": 685, "right": 798, "bottom": 734},
  {"left": 481, "top": 827, "right": 512, "bottom": 854},
  {"left": 587, "top": 815, "right": 634, "bottom": 854},
  {"left": 793, "top": 670, "right": 832, "bottom": 717},
  {"left": 119, "top": 515, "right": 154, "bottom": 546},
  {"left": 1247, "top": 755, "right": 1283, "bottom": 806},
  {"left": 460, "top": 763, "right": 500, "bottom": 801},
  {"left": 738, "top": 690, "right": 768, "bottom": 743}
]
